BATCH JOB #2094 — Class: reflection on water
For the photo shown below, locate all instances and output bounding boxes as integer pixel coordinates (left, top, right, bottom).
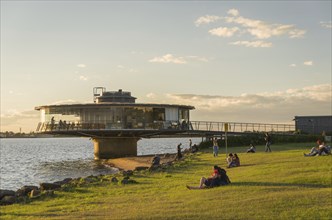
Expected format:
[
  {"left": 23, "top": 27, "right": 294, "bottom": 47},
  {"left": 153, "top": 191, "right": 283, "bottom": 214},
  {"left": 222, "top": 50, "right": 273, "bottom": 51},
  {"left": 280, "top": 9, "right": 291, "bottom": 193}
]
[{"left": 0, "top": 137, "right": 201, "bottom": 190}]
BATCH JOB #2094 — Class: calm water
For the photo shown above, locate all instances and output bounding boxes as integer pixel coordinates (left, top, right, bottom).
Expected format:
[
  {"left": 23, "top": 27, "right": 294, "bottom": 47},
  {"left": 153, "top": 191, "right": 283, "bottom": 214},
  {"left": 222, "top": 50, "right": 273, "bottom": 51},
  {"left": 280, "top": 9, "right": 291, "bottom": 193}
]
[{"left": 0, "top": 137, "right": 201, "bottom": 190}]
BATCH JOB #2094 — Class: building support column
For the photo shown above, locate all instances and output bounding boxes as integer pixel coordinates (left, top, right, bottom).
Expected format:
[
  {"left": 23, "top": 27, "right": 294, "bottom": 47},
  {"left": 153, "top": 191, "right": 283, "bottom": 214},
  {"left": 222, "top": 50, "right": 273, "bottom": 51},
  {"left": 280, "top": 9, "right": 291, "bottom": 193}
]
[{"left": 92, "top": 137, "right": 139, "bottom": 159}]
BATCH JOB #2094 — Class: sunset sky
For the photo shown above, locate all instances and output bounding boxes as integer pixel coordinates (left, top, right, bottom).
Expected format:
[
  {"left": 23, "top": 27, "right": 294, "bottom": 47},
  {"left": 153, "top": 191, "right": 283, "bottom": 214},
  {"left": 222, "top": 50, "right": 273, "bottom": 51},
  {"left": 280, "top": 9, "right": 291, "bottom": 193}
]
[{"left": 1, "top": 1, "right": 331, "bottom": 132}]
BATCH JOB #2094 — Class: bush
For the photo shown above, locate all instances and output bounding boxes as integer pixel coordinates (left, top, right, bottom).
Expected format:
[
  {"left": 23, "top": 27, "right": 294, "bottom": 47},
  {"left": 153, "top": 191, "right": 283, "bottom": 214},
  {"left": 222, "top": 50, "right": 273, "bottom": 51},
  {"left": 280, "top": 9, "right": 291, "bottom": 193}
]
[{"left": 198, "top": 133, "right": 321, "bottom": 148}]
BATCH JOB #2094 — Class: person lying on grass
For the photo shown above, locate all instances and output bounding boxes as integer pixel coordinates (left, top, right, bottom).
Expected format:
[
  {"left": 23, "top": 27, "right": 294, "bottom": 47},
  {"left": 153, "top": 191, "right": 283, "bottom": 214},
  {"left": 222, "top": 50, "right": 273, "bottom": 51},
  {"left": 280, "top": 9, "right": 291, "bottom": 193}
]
[{"left": 186, "top": 165, "right": 231, "bottom": 190}]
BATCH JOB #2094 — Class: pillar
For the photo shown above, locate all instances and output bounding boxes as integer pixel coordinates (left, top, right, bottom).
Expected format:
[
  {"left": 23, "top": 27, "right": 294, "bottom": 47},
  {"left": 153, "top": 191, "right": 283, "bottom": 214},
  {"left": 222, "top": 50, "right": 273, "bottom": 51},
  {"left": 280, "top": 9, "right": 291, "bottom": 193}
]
[{"left": 92, "top": 137, "right": 139, "bottom": 159}]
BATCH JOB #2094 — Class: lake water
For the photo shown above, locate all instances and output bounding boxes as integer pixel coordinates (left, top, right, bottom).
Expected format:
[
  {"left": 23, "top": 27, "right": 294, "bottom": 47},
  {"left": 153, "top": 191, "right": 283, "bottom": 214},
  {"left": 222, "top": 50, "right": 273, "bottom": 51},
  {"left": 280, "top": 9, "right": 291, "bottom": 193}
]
[{"left": 0, "top": 137, "right": 201, "bottom": 190}]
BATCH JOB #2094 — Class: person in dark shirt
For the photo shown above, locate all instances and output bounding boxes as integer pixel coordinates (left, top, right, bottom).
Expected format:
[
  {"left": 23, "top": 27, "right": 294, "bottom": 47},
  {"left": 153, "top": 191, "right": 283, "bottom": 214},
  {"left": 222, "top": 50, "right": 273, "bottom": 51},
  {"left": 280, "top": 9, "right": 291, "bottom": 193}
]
[
  {"left": 247, "top": 144, "right": 256, "bottom": 153},
  {"left": 151, "top": 155, "right": 160, "bottom": 166},
  {"left": 264, "top": 133, "right": 272, "bottom": 152},
  {"left": 177, "top": 143, "right": 182, "bottom": 159}
]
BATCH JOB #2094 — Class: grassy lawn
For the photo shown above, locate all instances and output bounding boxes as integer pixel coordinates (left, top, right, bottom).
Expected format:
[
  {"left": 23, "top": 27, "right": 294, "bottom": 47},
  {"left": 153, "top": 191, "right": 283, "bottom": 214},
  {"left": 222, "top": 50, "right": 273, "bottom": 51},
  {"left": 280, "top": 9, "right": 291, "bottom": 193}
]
[{"left": 1, "top": 143, "right": 331, "bottom": 219}]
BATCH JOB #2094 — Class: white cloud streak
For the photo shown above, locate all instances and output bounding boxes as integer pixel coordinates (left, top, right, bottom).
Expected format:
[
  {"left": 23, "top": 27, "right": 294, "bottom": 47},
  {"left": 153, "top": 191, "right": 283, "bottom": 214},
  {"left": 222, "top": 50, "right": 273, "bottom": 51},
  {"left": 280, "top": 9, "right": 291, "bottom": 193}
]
[
  {"left": 77, "top": 64, "right": 86, "bottom": 68},
  {"left": 166, "top": 84, "right": 332, "bottom": 123},
  {"left": 209, "top": 27, "right": 239, "bottom": 37},
  {"left": 230, "top": 41, "right": 272, "bottom": 48},
  {"left": 320, "top": 21, "right": 332, "bottom": 29},
  {"left": 199, "top": 9, "right": 306, "bottom": 48},
  {"left": 146, "top": 93, "right": 157, "bottom": 99},
  {"left": 227, "top": 9, "right": 239, "bottom": 17},
  {"left": 224, "top": 12, "right": 306, "bottom": 39},
  {"left": 149, "top": 54, "right": 186, "bottom": 64},
  {"left": 195, "top": 15, "right": 221, "bottom": 26},
  {"left": 303, "top": 61, "right": 313, "bottom": 66},
  {"left": 79, "top": 75, "right": 88, "bottom": 81},
  {"left": 149, "top": 54, "right": 209, "bottom": 64}
]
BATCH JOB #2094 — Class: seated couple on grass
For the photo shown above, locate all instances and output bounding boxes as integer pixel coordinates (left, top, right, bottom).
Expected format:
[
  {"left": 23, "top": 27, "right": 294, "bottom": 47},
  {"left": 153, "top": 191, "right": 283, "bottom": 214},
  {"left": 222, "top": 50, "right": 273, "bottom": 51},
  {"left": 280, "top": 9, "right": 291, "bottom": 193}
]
[
  {"left": 304, "top": 140, "right": 331, "bottom": 157},
  {"left": 186, "top": 165, "right": 231, "bottom": 190},
  {"left": 226, "top": 153, "right": 240, "bottom": 168}
]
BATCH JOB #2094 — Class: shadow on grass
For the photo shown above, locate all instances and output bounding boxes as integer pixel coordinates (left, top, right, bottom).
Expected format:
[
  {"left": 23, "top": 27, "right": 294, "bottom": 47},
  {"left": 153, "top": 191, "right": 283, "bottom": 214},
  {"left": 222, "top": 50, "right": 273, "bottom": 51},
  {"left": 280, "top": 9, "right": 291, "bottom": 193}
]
[
  {"left": 232, "top": 181, "right": 330, "bottom": 189},
  {"left": 228, "top": 164, "right": 256, "bottom": 167}
]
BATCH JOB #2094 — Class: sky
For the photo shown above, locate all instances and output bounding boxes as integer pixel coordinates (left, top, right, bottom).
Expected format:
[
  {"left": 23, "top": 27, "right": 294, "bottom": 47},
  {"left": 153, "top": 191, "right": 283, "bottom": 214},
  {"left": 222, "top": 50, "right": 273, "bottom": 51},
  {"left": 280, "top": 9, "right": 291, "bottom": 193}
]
[{"left": 1, "top": 1, "right": 331, "bottom": 132}]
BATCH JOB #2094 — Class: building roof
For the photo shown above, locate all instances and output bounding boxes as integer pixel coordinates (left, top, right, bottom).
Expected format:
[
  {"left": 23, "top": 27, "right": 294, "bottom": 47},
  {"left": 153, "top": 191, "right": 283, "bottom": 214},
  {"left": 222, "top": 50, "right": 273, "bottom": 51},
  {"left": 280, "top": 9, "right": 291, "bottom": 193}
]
[{"left": 35, "top": 103, "right": 195, "bottom": 111}]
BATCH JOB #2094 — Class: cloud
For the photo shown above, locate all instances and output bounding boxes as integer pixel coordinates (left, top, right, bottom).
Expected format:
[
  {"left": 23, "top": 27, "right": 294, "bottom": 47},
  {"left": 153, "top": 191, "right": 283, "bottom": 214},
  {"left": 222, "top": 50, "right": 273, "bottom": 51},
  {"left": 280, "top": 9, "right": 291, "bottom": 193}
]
[
  {"left": 195, "top": 15, "right": 221, "bottom": 26},
  {"left": 209, "top": 27, "right": 239, "bottom": 37},
  {"left": 146, "top": 93, "right": 157, "bottom": 99},
  {"left": 77, "top": 64, "right": 86, "bottom": 68},
  {"left": 288, "top": 29, "right": 306, "bottom": 38},
  {"left": 50, "top": 99, "right": 83, "bottom": 105},
  {"left": 227, "top": 9, "right": 239, "bottom": 17},
  {"left": 79, "top": 75, "right": 88, "bottom": 81},
  {"left": 149, "top": 54, "right": 186, "bottom": 64},
  {"left": 200, "top": 9, "right": 306, "bottom": 48},
  {"left": 224, "top": 13, "right": 306, "bottom": 39},
  {"left": 303, "top": 61, "right": 313, "bottom": 66},
  {"left": 149, "top": 54, "right": 209, "bottom": 64},
  {"left": 0, "top": 109, "right": 40, "bottom": 132},
  {"left": 320, "top": 21, "right": 332, "bottom": 29},
  {"left": 166, "top": 84, "right": 331, "bottom": 123},
  {"left": 289, "top": 64, "right": 297, "bottom": 67},
  {"left": 230, "top": 41, "right": 272, "bottom": 48}
]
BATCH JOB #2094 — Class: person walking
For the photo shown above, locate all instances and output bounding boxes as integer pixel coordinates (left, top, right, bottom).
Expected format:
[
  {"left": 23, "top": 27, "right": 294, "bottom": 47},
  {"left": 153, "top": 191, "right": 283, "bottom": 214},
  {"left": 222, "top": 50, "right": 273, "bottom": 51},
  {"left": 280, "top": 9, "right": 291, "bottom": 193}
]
[
  {"left": 213, "top": 137, "right": 219, "bottom": 157},
  {"left": 265, "top": 133, "right": 272, "bottom": 152},
  {"left": 189, "top": 139, "right": 192, "bottom": 150}
]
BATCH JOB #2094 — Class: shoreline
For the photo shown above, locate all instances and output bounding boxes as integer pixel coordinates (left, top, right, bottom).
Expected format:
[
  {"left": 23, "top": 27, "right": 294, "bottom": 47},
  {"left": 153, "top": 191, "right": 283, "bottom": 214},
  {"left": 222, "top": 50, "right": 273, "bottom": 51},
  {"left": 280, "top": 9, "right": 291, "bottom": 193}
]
[{"left": 0, "top": 152, "right": 181, "bottom": 205}]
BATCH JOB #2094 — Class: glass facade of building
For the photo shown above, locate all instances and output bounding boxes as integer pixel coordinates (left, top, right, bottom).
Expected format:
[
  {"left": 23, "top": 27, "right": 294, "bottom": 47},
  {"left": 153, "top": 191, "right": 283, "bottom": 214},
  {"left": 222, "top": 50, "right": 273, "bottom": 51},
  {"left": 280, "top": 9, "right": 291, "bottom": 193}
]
[{"left": 36, "top": 104, "right": 193, "bottom": 131}]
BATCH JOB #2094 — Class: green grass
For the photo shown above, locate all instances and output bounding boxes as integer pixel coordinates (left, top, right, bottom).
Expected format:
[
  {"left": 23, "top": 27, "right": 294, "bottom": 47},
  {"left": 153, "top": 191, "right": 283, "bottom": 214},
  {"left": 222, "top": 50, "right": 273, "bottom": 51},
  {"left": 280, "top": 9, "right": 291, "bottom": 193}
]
[{"left": 1, "top": 142, "right": 331, "bottom": 220}]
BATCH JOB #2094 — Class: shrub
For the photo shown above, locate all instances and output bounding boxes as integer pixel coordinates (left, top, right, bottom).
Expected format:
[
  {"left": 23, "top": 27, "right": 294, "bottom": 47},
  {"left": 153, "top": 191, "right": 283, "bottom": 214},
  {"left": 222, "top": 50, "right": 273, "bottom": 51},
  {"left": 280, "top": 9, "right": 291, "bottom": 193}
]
[{"left": 198, "top": 133, "right": 321, "bottom": 148}]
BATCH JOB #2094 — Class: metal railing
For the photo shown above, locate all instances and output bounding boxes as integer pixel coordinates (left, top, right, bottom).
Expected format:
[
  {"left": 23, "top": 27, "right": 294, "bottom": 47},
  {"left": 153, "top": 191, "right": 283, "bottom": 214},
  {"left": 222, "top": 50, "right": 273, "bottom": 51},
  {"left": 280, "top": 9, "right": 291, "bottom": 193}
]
[
  {"left": 190, "top": 121, "right": 295, "bottom": 133},
  {"left": 36, "top": 120, "right": 295, "bottom": 134}
]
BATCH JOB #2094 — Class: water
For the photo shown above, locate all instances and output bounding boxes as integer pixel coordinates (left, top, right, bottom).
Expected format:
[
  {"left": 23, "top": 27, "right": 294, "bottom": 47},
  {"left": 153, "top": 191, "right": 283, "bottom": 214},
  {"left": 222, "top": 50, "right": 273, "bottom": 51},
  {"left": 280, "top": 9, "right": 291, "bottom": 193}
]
[{"left": 0, "top": 137, "right": 201, "bottom": 190}]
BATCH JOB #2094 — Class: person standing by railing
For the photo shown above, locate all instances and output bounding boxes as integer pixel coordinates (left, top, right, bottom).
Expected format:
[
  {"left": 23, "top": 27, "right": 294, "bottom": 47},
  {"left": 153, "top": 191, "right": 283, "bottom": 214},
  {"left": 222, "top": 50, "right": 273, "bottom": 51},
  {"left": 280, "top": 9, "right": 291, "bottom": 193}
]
[{"left": 264, "top": 132, "right": 272, "bottom": 152}]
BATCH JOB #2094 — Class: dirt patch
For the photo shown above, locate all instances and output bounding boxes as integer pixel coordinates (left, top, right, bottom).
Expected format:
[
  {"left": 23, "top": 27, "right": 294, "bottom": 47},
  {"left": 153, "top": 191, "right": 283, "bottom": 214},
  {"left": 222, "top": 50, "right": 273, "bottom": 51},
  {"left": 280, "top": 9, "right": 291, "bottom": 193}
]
[{"left": 105, "top": 154, "right": 177, "bottom": 171}]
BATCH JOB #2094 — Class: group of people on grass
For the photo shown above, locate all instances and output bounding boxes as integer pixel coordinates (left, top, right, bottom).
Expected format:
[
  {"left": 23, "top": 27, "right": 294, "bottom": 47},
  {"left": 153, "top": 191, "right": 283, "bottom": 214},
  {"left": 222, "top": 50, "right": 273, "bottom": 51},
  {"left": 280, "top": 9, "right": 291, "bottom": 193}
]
[
  {"left": 156, "top": 134, "right": 331, "bottom": 190},
  {"left": 226, "top": 153, "right": 240, "bottom": 168},
  {"left": 186, "top": 138, "right": 240, "bottom": 190},
  {"left": 304, "top": 139, "right": 331, "bottom": 156}
]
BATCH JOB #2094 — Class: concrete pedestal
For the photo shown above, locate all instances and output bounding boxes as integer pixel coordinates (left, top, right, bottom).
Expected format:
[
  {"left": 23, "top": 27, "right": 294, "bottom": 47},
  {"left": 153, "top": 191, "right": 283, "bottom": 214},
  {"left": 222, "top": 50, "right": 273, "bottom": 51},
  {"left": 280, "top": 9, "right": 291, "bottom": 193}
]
[{"left": 93, "top": 137, "right": 139, "bottom": 159}]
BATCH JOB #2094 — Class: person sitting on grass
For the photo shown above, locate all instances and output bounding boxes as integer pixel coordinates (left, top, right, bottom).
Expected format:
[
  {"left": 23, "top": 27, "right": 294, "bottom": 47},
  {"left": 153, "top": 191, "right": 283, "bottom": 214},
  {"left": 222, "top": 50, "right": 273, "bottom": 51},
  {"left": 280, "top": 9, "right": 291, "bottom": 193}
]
[
  {"left": 226, "top": 153, "right": 236, "bottom": 168},
  {"left": 151, "top": 154, "right": 161, "bottom": 166},
  {"left": 191, "top": 144, "right": 199, "bottom": 153},
  {"left": 186, "top": 165, "right": 230, "bottom": 190},
  {"left": 233, "top": 154, "right": 240, "bottom": 167},
  {"left": 304, "top": 141, "right": 331, "bottom": 156},
  {"left": 247, "top": 144, "right": 256, "bottom": 153}
]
